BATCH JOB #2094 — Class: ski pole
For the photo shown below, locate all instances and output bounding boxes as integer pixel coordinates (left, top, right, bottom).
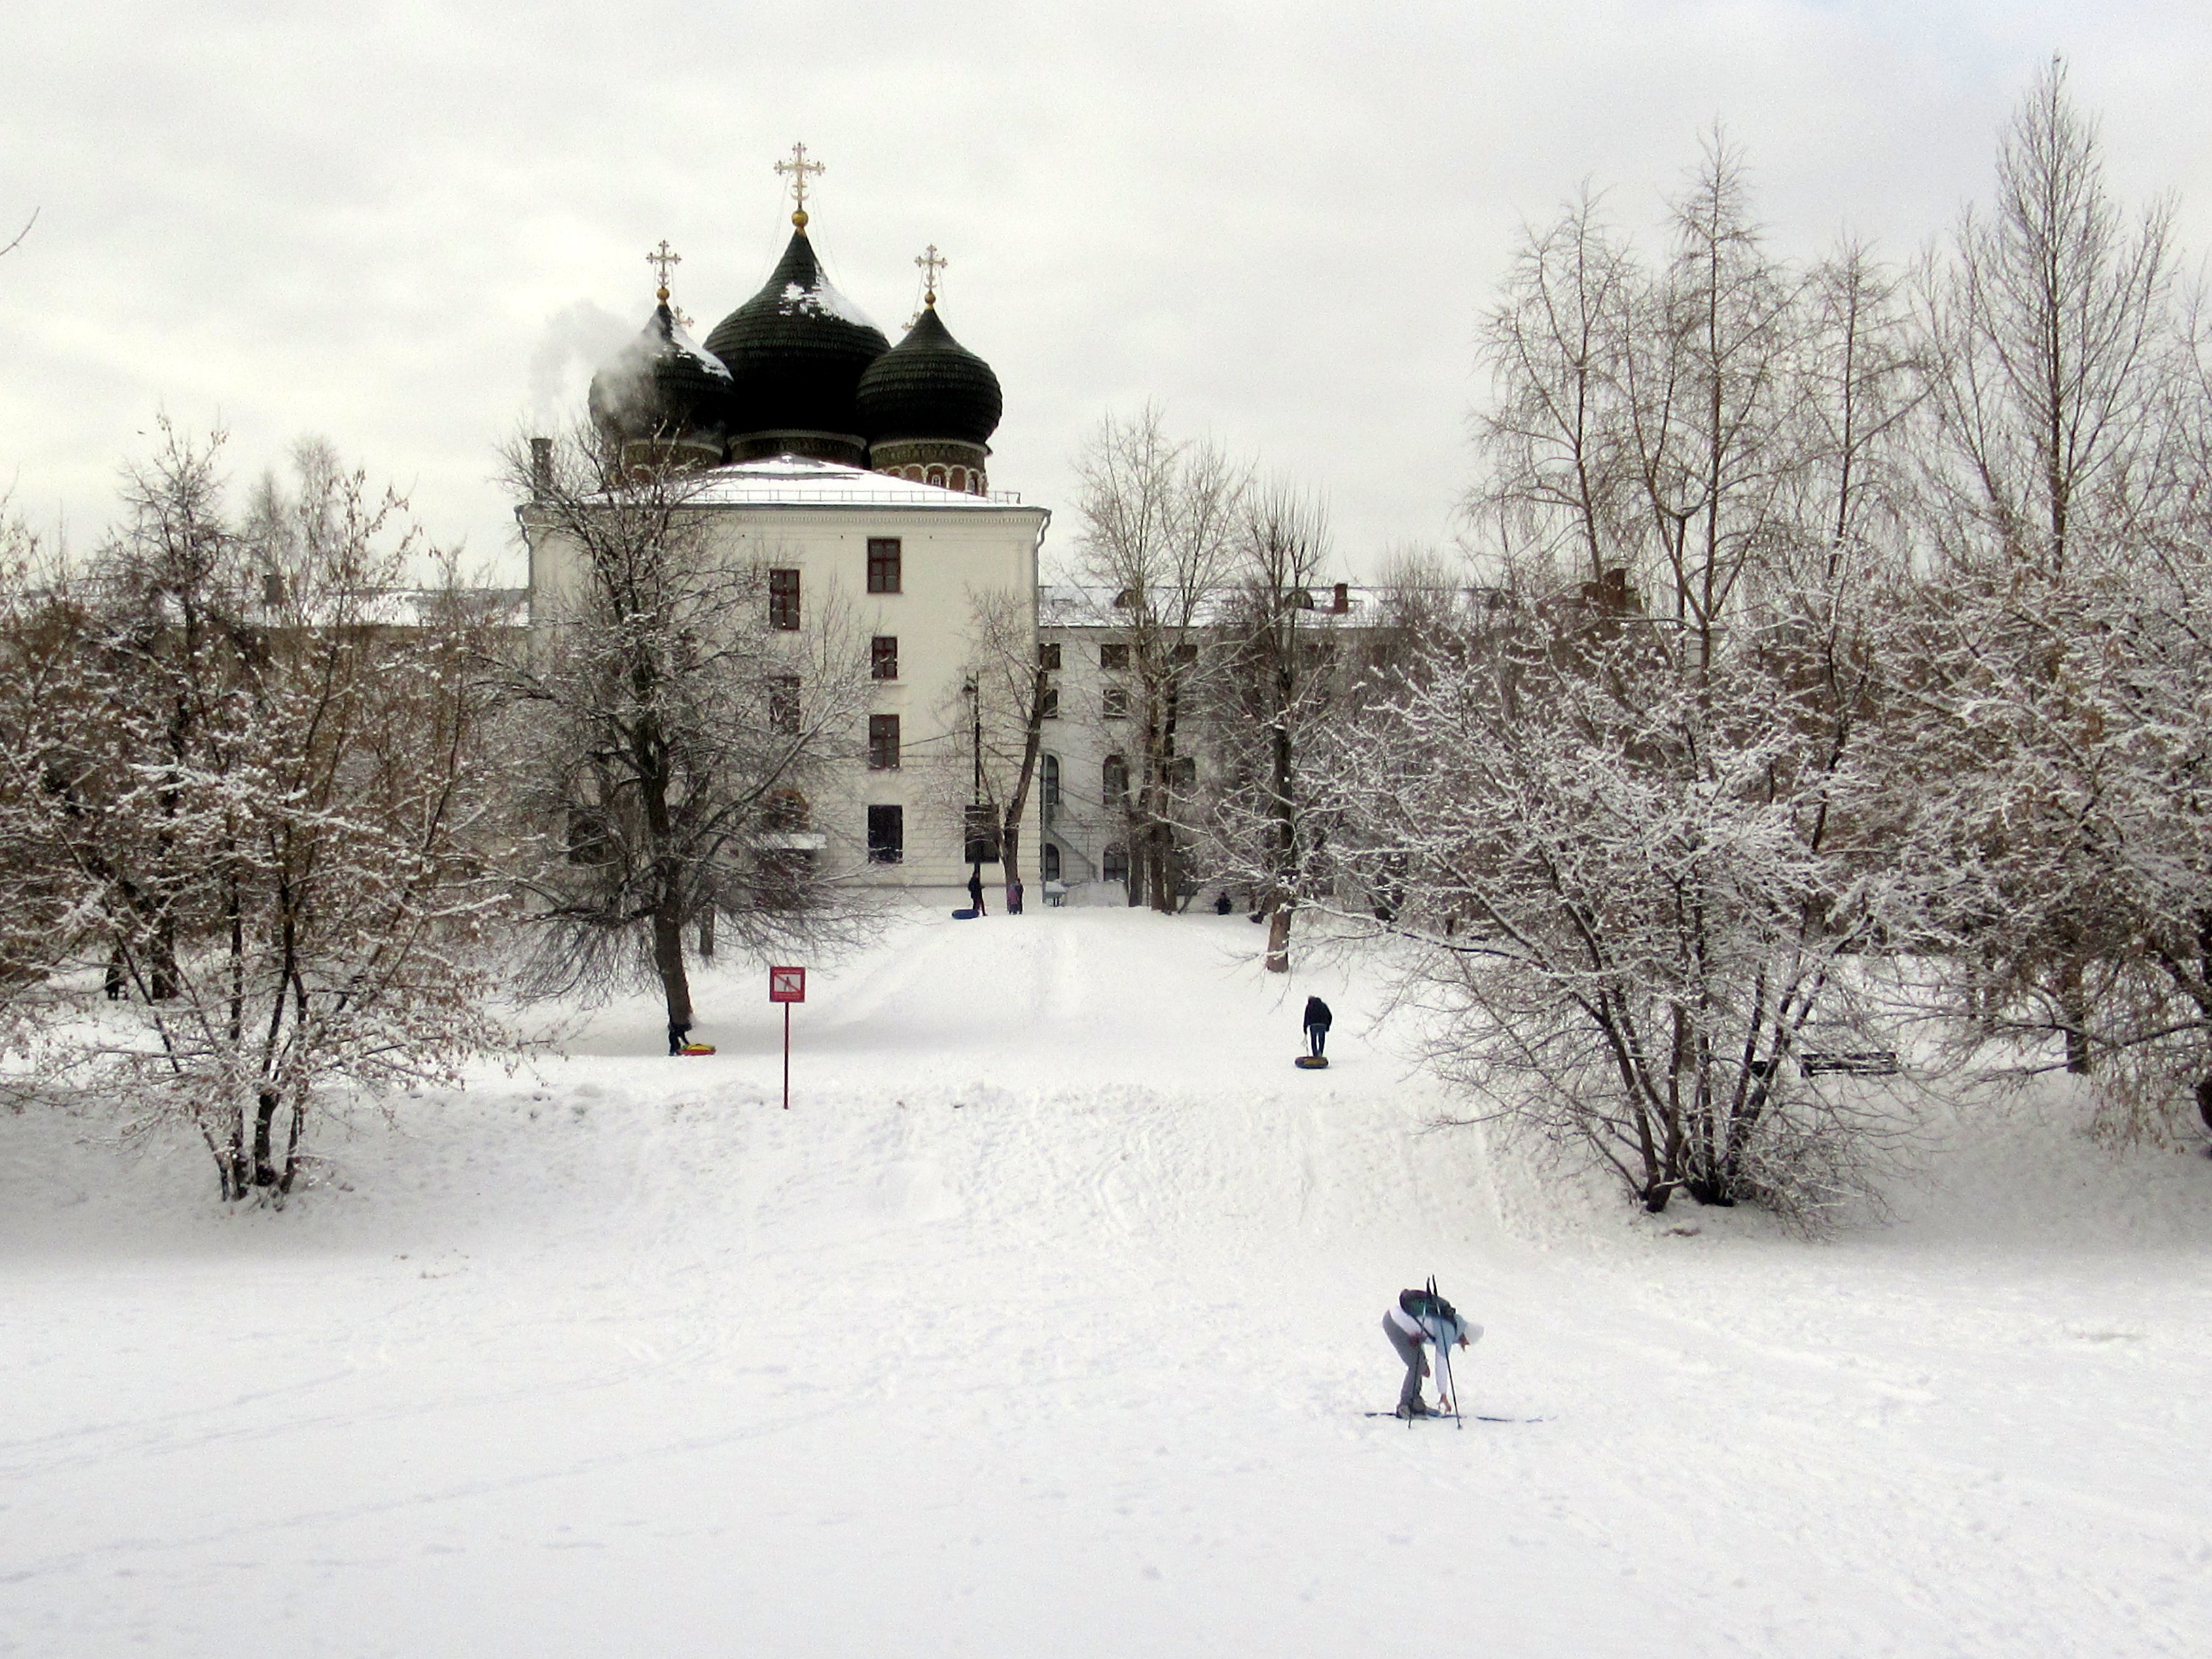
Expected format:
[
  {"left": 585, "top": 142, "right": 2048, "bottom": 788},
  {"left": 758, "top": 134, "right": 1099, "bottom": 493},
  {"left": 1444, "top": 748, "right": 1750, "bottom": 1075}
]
[{"left": 1443, "top": 1340, "right": 1461, "bottom": 1429}]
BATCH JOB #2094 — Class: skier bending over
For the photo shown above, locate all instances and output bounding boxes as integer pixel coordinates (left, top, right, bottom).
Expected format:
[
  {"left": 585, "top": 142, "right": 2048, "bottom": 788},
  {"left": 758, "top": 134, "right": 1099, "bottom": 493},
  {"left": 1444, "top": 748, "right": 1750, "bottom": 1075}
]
[
  {"left": 1385, "top": 1283, "right": 1481, "bottom": 1419},
  {"left": 1302, "top": 995, "right": 1332, "bottom": 1058}
]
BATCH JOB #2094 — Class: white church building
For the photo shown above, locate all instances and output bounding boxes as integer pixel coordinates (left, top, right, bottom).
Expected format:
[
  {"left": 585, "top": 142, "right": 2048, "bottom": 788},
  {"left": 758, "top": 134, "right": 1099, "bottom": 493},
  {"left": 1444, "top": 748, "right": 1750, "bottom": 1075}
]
[{"left": 521, "top": 149, "right": 1050, "bottom": 890}]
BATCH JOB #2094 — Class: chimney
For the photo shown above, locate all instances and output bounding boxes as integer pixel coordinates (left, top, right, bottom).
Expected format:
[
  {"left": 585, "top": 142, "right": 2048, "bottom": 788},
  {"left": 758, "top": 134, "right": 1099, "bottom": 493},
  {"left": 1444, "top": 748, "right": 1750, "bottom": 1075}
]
[
  {"left": 1331, "top": 581, "right": 1349, "bottom": 613},
  {"left": 529, "top": 437, "right": 553, "bottom": 501}
]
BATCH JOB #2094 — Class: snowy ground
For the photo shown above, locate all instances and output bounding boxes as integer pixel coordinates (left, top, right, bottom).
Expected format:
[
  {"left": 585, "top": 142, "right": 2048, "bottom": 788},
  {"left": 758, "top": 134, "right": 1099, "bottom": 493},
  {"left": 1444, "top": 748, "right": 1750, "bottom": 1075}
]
[{"left": 4, "top": 906, "right": 2209, "bottom": 1657}]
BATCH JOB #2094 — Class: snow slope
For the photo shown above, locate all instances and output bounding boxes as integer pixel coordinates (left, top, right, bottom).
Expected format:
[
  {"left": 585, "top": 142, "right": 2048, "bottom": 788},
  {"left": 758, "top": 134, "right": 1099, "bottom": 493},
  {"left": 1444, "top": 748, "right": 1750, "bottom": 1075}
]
[{"left": 3, "top": 907, "right": 2209, "bottom": 1657}]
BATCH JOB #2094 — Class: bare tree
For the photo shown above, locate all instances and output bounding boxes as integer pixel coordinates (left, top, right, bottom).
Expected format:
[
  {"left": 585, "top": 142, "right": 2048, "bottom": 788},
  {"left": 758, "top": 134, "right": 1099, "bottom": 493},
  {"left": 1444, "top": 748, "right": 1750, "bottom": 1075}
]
[
  {"left": 1622, "top": 132, "right": 1806, "bottom": 666},
  {"left": 0, "top": 424, "right": 506, "bottom": 1200},
  {"left": 1891, "top": 523, "right": 2212, "bottom": 1145},
  {"left": 1196, "top": 481, "right": 1336, "bottom": 969},
  {"left": 1072, "top": 406, "right": 1246, "bottom": 909},
  {"left": 1470, "top": 188, "right": 1639, "bottom": 592},
  {"left": 1787, "top": 240, "right": 1924, "bottom": 590},
  {"left": 1916, "top": 57, "right": 2183, "bottom": 578},
  {"left": 497, "top": 431, "right": 870, "bottom": 1048},
  {"left": 1325, "top": 584, "right": 1918, "bottom": 1228},
  {"left": 929, "top": 587, "right": 1051, "bottom": 896},
  {"left": 1909, "top": 60, "right": 2190, "bottom": 1075},
  {"left": 1336, "top": 130, "right": 1944, "bottom": 1226}
]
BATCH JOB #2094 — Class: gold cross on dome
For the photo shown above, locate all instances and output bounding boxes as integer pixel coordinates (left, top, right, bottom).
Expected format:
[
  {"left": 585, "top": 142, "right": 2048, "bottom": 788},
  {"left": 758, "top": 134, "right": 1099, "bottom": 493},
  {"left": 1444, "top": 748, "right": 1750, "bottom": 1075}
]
[
  {"left": 775, "top": 142, "right": 825, "bottom": 226},
  {"left": 916, "top": 243, "right": 947, "bottom": 305},
  {"left": 645, "top": 239, "right": 682, "bottom": 300}
]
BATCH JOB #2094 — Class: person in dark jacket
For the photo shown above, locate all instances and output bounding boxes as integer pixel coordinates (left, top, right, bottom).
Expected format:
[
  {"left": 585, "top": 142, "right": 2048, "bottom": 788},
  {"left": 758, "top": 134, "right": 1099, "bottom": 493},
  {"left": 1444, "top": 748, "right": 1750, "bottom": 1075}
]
[
  {"left": 1302, "top": 995, "right": 1332, "bottom": 1058},
  {"left": 967, "top": 865, "right": 987, "bottom": 916}
]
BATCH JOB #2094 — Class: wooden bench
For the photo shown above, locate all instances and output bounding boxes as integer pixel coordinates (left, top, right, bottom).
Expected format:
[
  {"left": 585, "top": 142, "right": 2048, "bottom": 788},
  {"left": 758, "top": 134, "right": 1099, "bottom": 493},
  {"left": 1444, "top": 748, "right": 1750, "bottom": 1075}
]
[{"left": 1799, "top": 1050, "right": 1900, "bottom": 1078}]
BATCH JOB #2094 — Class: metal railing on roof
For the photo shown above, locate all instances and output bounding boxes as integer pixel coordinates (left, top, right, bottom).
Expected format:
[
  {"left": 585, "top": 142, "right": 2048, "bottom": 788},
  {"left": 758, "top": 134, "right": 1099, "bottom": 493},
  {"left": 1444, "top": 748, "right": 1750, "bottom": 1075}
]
[{"left": 695, "top": 486, "right": 1026, "bottom": 506}]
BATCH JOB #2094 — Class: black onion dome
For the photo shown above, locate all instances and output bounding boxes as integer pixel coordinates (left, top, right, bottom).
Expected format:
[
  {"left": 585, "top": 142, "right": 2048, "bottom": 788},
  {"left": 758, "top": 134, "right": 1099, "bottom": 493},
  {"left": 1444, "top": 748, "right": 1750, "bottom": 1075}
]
[
  {"left": 588, "top": 302, "right": 734, "bottom": 443},
  {"left": 855, "top": 304, "right": 1004, "bottom": 446},
  {"left": 704, "top": 230, "right": 890, "bottom": 436}
]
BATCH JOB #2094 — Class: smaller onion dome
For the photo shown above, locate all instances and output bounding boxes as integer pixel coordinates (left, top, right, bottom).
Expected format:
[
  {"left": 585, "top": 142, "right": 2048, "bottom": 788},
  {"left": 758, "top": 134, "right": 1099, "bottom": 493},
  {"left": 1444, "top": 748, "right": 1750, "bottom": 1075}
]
[
  {"left": 588, "top": 300, "right": 734, "bottom": 449},
  {"left": 855, "top": 302, "right": 1003, "bottom": 446}
]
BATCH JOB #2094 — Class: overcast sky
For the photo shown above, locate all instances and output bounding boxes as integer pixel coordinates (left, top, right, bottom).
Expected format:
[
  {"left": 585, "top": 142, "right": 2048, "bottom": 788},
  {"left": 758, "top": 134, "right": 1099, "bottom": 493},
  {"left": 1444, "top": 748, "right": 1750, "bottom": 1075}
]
[{"left": 5, "top": 1, "right": 2209, "bottom": 582}]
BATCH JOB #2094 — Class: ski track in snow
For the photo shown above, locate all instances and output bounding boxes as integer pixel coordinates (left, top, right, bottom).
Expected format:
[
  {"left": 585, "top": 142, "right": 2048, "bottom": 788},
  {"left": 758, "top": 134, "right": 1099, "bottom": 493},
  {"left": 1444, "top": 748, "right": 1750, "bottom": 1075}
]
[{"left": 2, "top": 907, "right": 2208, "bottom": 1656}]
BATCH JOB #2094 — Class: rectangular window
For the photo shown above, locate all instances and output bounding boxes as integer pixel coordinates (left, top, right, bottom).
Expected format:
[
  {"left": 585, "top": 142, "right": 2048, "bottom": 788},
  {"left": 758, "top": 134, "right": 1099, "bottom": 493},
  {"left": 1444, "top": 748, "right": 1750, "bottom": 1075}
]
[
  {"left": 867, "top": 537, "right": 902, "bottom": 594},
  {"left": 1102, "top": 687, "right": 1130, "bottom": 719},
  {"left": 1099, "top": 641, "right": 1129, "bottom": 671},
  {"left": 768, "top": 675, "right": 800, "bottom": 734},
  {"left": 769, "top": 567, "right": 800, "bottom": 630},
  {"left": 871, "top": 635, "right": 899, "bottom": 681},
  {"left": 1038, "top": 641, "right": 1061, "bottom": 671},
  {"left": 866, "top": 804, "right": 904, "bottom": 865},
  {"left": 868, "top": 713, "right": 901, "bottom": 770},
  {"left": 963, "top": 804, "right": 1001, "bottom": 865},
  {"left": 1040, "top": 685, "right": 1060, "bottom": 721}
]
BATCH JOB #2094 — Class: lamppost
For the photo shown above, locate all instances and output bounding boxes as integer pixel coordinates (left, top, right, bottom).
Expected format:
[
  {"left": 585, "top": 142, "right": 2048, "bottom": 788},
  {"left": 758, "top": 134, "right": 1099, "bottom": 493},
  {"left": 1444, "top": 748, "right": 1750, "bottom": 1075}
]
[{"left": 963, "top": 677, "right": 986, "bottom": 866}]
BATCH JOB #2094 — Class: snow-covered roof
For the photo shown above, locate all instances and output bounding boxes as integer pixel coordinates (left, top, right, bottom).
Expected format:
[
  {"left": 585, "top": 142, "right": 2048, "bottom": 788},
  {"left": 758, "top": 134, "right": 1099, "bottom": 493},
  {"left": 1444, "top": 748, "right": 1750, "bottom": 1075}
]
[
  {"left": 775, "top": 274, "right": 876, "bottom": 330},
  {"left": 667, "top": 315, "right": 732, "bottom": 380},
  {"left": 1037, "top": 581, "right": 1387, "bottom": 630},
  {"left": 677, "top": 455, "right": 1035, "bottom": 511},
  {"left": 276, "top": 586, "right": 531, "bottom": 630}
]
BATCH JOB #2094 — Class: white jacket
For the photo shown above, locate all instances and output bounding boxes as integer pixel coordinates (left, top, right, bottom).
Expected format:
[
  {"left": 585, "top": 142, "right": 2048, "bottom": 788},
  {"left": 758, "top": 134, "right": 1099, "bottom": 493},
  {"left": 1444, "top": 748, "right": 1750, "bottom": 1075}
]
[{"left": 1389, "top": 1302, "right": 1483, "bottom": 1352}]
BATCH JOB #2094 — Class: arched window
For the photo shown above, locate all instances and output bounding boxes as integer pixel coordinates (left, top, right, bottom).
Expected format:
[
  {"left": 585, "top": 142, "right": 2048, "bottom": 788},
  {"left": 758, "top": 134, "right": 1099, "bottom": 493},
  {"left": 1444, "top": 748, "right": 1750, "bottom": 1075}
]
[
  {"left": 1102, "top": 754, "right": 1128, "bottom": 801},
  {"left": 926, "top": 465, "right": 948, "bottom": 487},
  {"left": 1103, "top": 843, "right": 1128, "bottom": 883},
  {"left": 1041, "top": 753, "right": 1060, "bottom": 808},
  {"left": 1041, "top": 841, "right": 1061, "bottom": 881}
]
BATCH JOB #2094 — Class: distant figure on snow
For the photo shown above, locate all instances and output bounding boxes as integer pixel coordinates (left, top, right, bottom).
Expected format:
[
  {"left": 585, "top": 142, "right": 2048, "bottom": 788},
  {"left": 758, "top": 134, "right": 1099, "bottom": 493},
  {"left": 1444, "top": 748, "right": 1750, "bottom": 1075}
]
[
  {"left": 668, "top": 1018, "right": 692, "bottom": 1056},
  {"left": 1385, "top": 1281, "right": 1480, "bottom": 1419},
  {"left": 967, "top": 865, "right": 988, "bottom": 916},
  {"left": 1302, "top": 995, "right": 1332, "bottom": 1058},
  {"left": 1006, "top": 876, "right": 1024, "bottom": 915}
]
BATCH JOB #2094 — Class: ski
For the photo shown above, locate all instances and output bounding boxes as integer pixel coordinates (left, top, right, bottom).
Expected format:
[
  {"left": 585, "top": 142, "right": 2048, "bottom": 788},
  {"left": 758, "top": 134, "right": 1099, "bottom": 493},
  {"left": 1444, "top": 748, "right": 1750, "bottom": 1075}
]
[{"left": 1363, "top": 1411, "right": 1547, "bottom": 1423}]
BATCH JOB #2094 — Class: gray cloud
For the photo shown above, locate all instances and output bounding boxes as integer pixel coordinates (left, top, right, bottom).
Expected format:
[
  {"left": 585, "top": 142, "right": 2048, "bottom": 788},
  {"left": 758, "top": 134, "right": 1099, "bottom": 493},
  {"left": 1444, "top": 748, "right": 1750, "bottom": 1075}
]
[{"left": 3, "top": 1, "right": 2209, "bottom": 575}]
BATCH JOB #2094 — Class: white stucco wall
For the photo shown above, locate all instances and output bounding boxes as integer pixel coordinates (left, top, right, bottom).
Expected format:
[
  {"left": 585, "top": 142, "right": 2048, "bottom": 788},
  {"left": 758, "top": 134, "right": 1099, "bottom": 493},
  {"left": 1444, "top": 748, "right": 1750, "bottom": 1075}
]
[{"left": 523, "top": 458, "right": 1048, "bottom": 890}]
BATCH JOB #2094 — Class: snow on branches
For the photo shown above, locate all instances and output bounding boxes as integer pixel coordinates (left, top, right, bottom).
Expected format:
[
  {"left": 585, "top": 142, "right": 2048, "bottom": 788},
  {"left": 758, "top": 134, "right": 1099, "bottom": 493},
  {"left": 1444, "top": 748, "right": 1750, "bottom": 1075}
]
[
  {"left": 0, "top": 425, "right": 508, "bottom": 1200},
  {"left": 1323, "top": 587, "right": 1918, "bottom": 1226}
]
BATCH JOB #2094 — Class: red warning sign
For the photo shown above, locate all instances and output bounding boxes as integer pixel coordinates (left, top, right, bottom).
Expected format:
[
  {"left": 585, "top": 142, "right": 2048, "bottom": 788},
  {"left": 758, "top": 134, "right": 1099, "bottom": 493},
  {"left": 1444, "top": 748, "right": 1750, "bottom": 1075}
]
[{"left": 769, "top": 966, "right": 807, "bottom": 1004}]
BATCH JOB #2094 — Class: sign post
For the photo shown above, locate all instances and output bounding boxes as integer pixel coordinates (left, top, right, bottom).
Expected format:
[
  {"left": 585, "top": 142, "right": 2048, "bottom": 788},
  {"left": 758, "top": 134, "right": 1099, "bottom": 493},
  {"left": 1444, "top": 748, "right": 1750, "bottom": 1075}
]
[{"left": 768, "top": 966, "right": 806, "bottom": 1109}]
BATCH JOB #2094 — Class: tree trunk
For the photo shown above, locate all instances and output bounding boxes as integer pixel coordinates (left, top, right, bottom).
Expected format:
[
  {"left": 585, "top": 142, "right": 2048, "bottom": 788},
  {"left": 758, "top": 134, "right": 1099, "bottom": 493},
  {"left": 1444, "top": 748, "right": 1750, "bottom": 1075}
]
[
  {"left": 654, "top": 903, "right": 694, "bottom": 1052},
  {"left": 697, "top": 906, "right": 715, "bottom": 960},
  {"left": 277, "top": 1097, "right": 307, "bottom": 1196},
  {"left": 1264, "top": 902, "right": 1291, "bottom": 974},
  {"left": 2196, "top": 1071, "right": 2212, "bottom": 1138},
  {"left": 2060, "top": 958, "right": 2092, "bottom": 1075},
  {"left": 251, "top": 1087, "right": 281, "bottom": 1186},
  {"left": 149, "top": 912, "right": 181, "bottom": 1002}
]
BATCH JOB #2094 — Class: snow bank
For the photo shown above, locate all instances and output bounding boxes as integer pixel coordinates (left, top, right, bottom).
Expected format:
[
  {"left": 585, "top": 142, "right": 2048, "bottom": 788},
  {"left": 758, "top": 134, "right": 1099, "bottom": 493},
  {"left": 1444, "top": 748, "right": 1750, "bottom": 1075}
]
[{"left": 2, "top": 908, "right": 2206, "bottom": 1656}]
